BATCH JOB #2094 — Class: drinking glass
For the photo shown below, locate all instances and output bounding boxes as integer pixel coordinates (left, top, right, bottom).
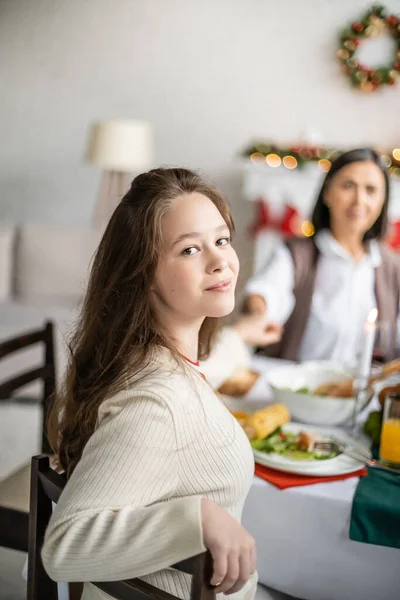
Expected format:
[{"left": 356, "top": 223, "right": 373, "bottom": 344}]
[{"left": 380, "top": 392, "right": 400, "bottom": 468}]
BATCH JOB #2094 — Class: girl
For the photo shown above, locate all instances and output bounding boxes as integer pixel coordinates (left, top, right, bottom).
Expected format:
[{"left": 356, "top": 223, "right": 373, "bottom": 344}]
[{"left": 42, "top": 168, "right": 259, "bottom": 599}]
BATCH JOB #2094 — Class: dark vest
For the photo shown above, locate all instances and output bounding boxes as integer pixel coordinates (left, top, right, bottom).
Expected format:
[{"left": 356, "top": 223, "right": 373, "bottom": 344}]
[{"left": 264, "top": 237, "right": 400, "bottom": 361}]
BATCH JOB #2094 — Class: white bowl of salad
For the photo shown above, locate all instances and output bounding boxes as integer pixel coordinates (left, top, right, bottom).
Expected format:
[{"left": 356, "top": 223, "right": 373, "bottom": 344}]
[{"left": 266, "top": 362, "right": 373, "bottom": 426}]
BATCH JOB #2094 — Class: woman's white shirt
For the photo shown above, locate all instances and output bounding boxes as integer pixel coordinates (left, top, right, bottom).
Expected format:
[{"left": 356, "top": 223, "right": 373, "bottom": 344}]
[{"left": 245, "top": 230, "right": 397, "bottom": 365}]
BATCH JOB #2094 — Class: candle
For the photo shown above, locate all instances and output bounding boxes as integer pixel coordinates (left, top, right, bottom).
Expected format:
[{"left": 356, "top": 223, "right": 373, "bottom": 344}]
[{"left": 358, "top": 308, "right": 378, "bottom": 381}]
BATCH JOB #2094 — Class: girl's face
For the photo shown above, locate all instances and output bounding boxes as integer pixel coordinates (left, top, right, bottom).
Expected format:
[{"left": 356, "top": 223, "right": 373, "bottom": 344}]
[
  {"left": 324, "top": 161, "right": 386, "bottom": 239},
  {"left": 151, "top": 192, "right": 239, "bottom": 324}
]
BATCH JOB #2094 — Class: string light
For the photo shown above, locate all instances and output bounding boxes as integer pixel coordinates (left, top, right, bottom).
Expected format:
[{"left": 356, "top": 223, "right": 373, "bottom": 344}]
[
  {"left": 245, "top": 144, "right": 400, "bottom": 178},
  {"left": 301, "top": 221, "right": 315, "bottom": 237},
  {"left": 318, "top": 159, "right": 331, "bottom": 172},
  {"left": 250, "top": 152, "right": 265, "bottom": 165},
  {"left": 381, "top": 155, "right": 392, "bottom": 168},
  {"left": 392, "top": 149, "right": 400, "bottom": 161},
  {"left": 266, "top": 153, "right": 282, "bottom": 168},
  {"left": 283, "top": 155, "right": 298, "bottom": 169}
]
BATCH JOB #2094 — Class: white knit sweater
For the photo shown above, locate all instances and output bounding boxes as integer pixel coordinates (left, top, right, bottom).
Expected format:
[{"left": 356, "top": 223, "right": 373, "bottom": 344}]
[{"left": 42, "top": 348, "right": 256, "bottom": 600}]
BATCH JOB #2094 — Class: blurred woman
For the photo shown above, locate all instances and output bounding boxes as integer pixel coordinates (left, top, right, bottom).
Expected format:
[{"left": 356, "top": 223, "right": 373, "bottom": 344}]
[
  {"left": 42, "top": 168, "right": 259, "bottom": 599},
  {"left": 244, "top": 148, "right": 400, "bottom": 363}
]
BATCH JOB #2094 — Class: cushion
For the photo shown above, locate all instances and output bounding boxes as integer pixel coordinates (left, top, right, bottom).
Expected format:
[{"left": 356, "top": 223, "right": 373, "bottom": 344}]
[
  {"left": 0, "top": 222, "right": 16, "bottom": 301},
  {"left": 14, "top": 224, "right": 104, "bottom": 304}
]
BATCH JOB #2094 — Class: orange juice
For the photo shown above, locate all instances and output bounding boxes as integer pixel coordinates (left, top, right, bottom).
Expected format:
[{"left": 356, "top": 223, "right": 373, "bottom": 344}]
[{"left": 380, "top": 418, "right": 400, "bottom": 464}]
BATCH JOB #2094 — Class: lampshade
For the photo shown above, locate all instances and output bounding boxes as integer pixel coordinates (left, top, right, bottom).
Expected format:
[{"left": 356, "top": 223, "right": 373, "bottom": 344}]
[{"left": 85, "top": 119, "right": 153, "bottom": 172}]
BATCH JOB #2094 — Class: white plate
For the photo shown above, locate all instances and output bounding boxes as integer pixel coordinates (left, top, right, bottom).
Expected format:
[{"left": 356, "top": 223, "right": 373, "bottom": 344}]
[{"left": 253, "top": 423, "right": 371, "bottom": 477}]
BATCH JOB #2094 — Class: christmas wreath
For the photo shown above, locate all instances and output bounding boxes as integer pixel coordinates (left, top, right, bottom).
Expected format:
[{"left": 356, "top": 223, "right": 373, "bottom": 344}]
[{"left": 337, "top": 4, "right": 400, "bottom": 91}]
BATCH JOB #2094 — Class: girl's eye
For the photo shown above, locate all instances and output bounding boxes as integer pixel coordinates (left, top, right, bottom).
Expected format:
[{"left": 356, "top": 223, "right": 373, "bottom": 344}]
[
  {"left": 216, "top": 236, "right": 231, "bottom": 246},
  {"left": 366, "top": 185, "right": 376, "bottom": 195},
  {"left": 181, "top": 246, "right": 199, "bottom": 256}
]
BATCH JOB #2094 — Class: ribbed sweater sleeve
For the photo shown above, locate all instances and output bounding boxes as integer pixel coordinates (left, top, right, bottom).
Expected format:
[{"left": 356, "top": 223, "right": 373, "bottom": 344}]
[{"left": 41, "top": 390, "right": 205, "bottom": 582}]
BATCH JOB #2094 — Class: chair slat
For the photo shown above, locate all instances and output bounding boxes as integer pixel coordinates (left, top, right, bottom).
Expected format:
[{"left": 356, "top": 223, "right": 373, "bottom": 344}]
[
  {"left": 0, "top": 329, "right": 47, "bottom": 358},
  {"left": 95, "top": 579, "right": 180, "bottom": 600},
  {"left": 0, "top": 365, "right": 51, "bottom": 398},
  {"left": 0, "top": 506, "right": 29, "bottom": 552},
  {"left": 38, "top": 468, "right": 66, "bottom": 504}
]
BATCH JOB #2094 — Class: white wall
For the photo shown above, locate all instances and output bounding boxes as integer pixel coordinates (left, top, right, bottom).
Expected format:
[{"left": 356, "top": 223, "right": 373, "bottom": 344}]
[{"left": 0, "top": 0, "right": 399, "bottom": 282}]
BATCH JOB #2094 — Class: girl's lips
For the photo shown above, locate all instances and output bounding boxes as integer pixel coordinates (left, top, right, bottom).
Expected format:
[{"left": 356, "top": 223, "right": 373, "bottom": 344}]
[{"left": 205, "top": 279, "right": 232, "bottom": 292}]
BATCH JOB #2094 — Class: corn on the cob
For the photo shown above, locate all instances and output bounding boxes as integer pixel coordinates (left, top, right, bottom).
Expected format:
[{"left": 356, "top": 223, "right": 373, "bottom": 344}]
[{"left": 248, "top": 403, "right": 290, "bottom": 440}]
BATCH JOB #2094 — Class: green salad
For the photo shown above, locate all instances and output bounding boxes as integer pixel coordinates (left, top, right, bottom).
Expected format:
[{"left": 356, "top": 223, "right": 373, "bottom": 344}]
[
  {"left": 251, "top": 428, "right": 340, "bottom": 461},
  {"left": 284, "top": 386, "right": 327, "bottom": 397}
]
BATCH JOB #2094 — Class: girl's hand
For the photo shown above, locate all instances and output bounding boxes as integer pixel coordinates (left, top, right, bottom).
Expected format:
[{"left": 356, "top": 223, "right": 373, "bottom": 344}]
[{"left": 201, "top": 498, "right": 256, "bottom": 595}]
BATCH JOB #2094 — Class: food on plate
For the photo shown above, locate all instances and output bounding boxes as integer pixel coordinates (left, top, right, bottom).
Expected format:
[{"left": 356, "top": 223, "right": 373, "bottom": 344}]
[
  {"left": 231, "top": 403, "right": 290, "bottom": 441},
  {"left": 363, "top": 410, "right": 383, "bottom": 445},
  {"left": 249, "top": 403, "right": 291, "bottom": 439},
  {"left": 290, "top": 386, "right": 328, "bottom": 396},
  {"left": 230, "top": 410, "right": 257, "bottom": 440},
  {"left": 217, "top": 368, "right": 260, "bottom": 396},
  {"left": 251, "top": 428, "right": 340, "bottom": 461},
  {"left": 293, "top": 387, "right": 312, "bottom": 394},
  {"left": 283, "top": 383, "right": 351, "bottom": 398},
  {"left": 314, "top": 358, "right": 400, "bottom": 398},
  {"left": 231, "top": 406, "right": 340, "bottom": 460},
  {"left": 298, "top": 431, "right": 326, "bottom": 452},
  {"left": 313, "top": 379, "right": 354, "bottom": 398}
]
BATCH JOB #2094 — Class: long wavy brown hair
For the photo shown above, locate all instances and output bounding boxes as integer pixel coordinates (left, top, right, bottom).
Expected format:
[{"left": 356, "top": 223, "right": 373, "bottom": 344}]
[{"left": 47, "top": 167, "right": 234, "bottom": 477}]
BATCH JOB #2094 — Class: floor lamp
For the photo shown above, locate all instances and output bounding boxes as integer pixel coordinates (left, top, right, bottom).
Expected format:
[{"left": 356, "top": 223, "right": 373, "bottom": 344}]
[{"left": 85, "top": 119, "right": 153, "bottom": 228}]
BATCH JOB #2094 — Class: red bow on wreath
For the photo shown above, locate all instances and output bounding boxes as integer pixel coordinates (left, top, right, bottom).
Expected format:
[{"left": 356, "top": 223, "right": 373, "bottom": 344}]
[{"left": 250, "top": 198, "right": 300, "bottom": 238}]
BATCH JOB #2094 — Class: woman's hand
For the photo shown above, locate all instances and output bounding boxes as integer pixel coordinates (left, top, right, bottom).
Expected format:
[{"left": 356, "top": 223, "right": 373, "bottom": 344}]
[
  {"left": 201, "top": 497, "right": 256, "bottom": 595},
  {"left": 233, "top": 314, "right": 282, "bottom": 347},
  {"left": 243, "top": 294, "right": 267, "bottom": 316}
]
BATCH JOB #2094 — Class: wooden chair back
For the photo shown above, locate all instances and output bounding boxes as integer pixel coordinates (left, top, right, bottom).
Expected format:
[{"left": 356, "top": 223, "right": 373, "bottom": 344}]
[
  {"left": 0, "top": 322, "right": 56, "bottom": 553},
  {"left": 0, "top": 321, "right": 55, "bottom": 453},
  {"left": 28, "top": 455, "right": 215, "bottom": 600}
]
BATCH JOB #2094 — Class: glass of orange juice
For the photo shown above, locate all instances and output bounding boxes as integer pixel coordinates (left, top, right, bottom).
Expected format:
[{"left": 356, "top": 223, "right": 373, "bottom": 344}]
[{"left": 380, "top": 393, "right": 400, "bottom": 467}]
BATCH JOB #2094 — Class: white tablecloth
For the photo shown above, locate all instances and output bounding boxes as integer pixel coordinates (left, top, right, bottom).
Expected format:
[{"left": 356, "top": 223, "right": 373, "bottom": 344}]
[{"left": 237, "top": 357, "right": 400, "bottom": 600}]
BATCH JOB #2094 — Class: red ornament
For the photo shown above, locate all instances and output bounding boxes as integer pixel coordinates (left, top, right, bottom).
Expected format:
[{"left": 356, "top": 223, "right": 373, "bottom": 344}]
[
  {"left": 386, "top": 16, "right": 398, "bottom": 27},
  {"left": 353, "top": 38, "right": 361, "bottom": 47},
  {"left": 250, "top": 199, "right": 300, "bottom": 238},
  {"left": 394, "top": 62, "right": 400, "bottom": 71},
  {"left": 281, "top": 205, "right": 300, "bottom": 237},
  {"left": 386, "top": 220, "right": 400, "bottom": 251},
  {"left": 352, "top": 22, "right": 364, "bottom": 32}
]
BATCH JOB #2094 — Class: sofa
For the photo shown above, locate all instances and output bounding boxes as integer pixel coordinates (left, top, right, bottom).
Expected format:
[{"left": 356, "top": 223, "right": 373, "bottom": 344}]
[{"left": 0, "top": 221, "right": 103, "bottom": 479}]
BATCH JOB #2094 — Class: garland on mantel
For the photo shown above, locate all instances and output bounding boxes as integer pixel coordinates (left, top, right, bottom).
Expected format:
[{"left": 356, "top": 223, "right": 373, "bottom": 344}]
[
  {"left": 241, "top": 142, "right": 400, "bottom": 178},
  {"left": 337, "top": 4, "right": 400, "bottom": 92}
]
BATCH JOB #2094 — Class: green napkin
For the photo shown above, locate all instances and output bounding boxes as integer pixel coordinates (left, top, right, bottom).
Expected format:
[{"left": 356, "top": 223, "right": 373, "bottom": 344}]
[{"left": 350, "top": 465, "right": 400, "bottom": 549}]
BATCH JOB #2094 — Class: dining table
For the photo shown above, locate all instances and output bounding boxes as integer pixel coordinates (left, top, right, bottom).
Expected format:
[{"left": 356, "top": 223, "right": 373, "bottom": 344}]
[{"left": 228, "top": 356, "right": 400, "bottom": 600}]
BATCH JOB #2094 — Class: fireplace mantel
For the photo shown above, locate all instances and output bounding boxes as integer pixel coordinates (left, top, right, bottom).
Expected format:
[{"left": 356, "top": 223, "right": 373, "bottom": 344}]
[{"left": 241, "top": 160, "right": 400, "bottom": 220}]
